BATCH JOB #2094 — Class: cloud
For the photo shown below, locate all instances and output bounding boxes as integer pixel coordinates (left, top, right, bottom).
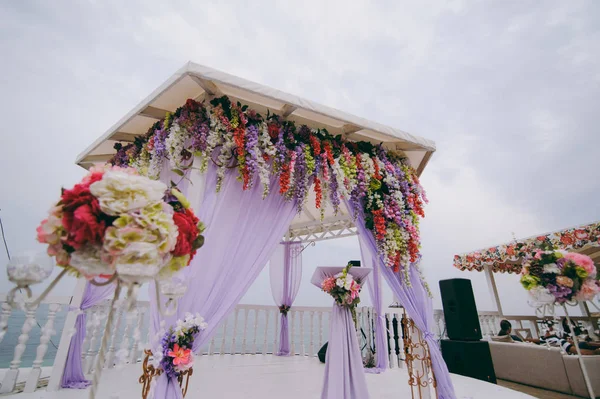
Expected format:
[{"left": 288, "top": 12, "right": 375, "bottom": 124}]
[{"left": 1, "top": 1, "right": 599, "bottom": 316}]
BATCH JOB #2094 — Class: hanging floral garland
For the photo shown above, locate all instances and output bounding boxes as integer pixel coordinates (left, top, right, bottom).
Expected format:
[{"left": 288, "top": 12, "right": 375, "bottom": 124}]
[{"left": 110, "top": 96, "right": 428, "bottom": 282}]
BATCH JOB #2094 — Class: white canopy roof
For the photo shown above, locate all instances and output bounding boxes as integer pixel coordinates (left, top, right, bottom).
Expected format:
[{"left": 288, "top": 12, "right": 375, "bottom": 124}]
[{"left": 76, "top": 62, "right": 436, "bottom": 241}]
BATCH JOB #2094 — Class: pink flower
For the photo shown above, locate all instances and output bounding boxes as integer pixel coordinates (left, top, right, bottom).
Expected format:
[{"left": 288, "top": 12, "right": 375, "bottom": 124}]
[
  {"left": 321, "top": 277, "right": 336, "bottom": 293},
  {"left": 168, "top": 344, "right": 192, "bottom": 367},
  {"left": 563, "top": 252, "right": 596, "bottom": 278},
  {"left": 576, "top": 280, "right": 600, "bottom": 301},
  {"left": 349, "top": 280, "right": 361, "bottom": 299}
]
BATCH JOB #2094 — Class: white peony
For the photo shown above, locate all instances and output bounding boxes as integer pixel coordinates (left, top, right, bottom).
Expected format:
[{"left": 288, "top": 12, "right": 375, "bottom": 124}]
[
  {"left": 543, "top": 263, "right": 560, "bottom": 274},
  {"left": 114, "top": 242, "right": 163, "bottom": 282},
  {"left": 90, "top": 170, "right": 167, "bottom": 216}
]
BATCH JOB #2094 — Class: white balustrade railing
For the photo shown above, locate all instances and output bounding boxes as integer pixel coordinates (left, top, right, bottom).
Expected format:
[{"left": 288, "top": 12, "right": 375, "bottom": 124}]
[{"left": 2, "top": 292, "right": 598, "bottom": 395}]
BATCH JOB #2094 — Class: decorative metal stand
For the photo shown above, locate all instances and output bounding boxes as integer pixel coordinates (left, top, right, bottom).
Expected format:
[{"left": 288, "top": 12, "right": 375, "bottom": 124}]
[
  {"left": 139, "top": 350, "right": 193, "bottom": 399},
  {"left": 562, "top": 304, "right": 595, "bottom": 399},
  {"left": 401, "top": 312, "right": 437, "bottom": 399},
  {"left": 532, "top": 299, "right": 596, "bottom": 399}
]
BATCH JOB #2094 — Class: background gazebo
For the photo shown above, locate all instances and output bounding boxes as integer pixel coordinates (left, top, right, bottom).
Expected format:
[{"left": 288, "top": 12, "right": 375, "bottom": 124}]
[{"left": 453, "top": 220, "right": 600, "bottom": 328}]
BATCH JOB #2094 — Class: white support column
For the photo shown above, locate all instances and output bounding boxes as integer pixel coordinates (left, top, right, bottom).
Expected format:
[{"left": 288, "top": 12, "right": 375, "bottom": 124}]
[
  {"left": 47, "top": 278, "right": 87, "bottom": 391},
  {"left": 484, "top": 265, "right": 503, "bottom": 316}
]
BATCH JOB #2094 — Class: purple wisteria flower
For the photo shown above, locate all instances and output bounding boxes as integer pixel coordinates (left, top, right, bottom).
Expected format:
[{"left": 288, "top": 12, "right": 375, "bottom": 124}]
[
  {"left": 329, "top": 167, "right": 341, "bottom": 214},
  {"left": 294, "top": 145, "right": 308, "bottom": 213},
  {"left": 191, "top": 122, "right": 209, "bottom": 152},
  {"left": 245, "top": 125, "right": 259, "bottom": 188}
]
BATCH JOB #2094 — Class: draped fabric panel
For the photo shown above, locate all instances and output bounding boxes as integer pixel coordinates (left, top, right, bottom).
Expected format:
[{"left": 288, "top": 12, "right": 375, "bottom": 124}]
[
  {"left": 345, "top": 201, "right": 457, "bottom": 399},
  {"left": 61, "top": 281, "right": 115, "bottom": 388},
  {"left": 151, "top": 164, "right": 298, "bottom": 398},
  {"left": 359, "top": 234, "right": 389, "bottom": 373},
  {"left": 269, "top": 242, "right": 303, "bottom": 356}
]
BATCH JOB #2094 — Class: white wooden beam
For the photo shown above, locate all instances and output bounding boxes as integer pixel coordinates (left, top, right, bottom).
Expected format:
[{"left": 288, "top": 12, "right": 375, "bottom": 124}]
[
  {"left": 484, "top": 265, "right": 503, "bottom": 316},
  {"left": 140, "top": 106, "right": 171, "bottom": 120},
  {"left": 280, "top": 104, "right": 297, "bottom": 118},
  {"left": 342, "top": 124, "right": 362, "bottom": 136},
  {"left": 189, "top": 74, "right": 222, "bottom": 97},
  {"left": 111, "top": 132, "right": 138, "bottom": 142}
]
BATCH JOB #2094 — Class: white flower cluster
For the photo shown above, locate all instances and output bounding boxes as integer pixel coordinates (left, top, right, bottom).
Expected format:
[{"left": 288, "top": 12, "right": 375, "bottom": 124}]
[
  {"left": 543, "top": 263, "right": 560, "bottom": 274},
  {"left": 334, "top": 272, "right": 355, "bottom": 290},
  {"left": 175, "top": 312, "right": 208, "bottom": 335},
  {"left": 90, "top": 169, "right": 167, "bottom": 216},
  {"left": 165, "top": 123, "right": 189, "bottom": 170},
  {"left": 331, "top": 157, "right": 349, "bottom": 198}
]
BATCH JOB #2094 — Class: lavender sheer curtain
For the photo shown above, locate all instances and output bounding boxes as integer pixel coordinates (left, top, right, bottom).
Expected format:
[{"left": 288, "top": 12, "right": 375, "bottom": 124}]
[
  {"left": 359, "top": 235, "right": 388, "bottom": 373},
  {"left": 61, "top": 281, "right": 115, "bottom": 388},
  {"left": 348, "top": 203, "right": 457, "bottom": 399},
  {"left": 269, "top": 241, "right": 302, "bottom": 356},
  {"left": 151, "top": 164, "right": 298, "bottom": 399}
]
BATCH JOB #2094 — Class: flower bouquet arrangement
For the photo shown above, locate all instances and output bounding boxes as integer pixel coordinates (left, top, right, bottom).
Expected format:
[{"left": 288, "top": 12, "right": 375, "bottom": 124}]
[
  {"left": 520, "top": 249, "right": 599, "bottom": 304},
  {"left": 35, "top": 165, "right": 205, "bottom": 283},
  {"left": 153, "top": 313, "right": 208, "bottom": 379},
  {"left": 321, "top": 263, "right": 363, "bottom": 324}
]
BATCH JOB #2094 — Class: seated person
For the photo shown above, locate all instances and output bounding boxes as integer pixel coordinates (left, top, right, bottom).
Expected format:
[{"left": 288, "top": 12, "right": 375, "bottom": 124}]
[
  {"left": 497, "top": 320, "right": 524, "bottom": 342},
  {"left": 539, "top": 318, "right": 600, "bottom": 355},
  {"left": 559, "top": 318, "right": 600, "bottom": 352}
]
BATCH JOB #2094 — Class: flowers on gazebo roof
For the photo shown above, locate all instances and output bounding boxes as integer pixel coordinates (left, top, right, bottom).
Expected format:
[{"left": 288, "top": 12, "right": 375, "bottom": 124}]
[
  {"left": 453, "top": 221, "right": 600, "bottom": 274},
  {"left": 109, "top": 96, "right": 428, "bottom": 280}
]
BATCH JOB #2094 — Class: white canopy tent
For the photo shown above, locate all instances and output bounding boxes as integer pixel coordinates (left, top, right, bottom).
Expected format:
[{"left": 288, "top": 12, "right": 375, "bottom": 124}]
[{"left": 76, "top": 62, "right": 436, "bottom": 243}]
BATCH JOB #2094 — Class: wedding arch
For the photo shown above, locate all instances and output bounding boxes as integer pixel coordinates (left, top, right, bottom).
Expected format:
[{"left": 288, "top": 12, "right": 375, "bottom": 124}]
[{"left": 71, "top": 62, "right": 456, "bottom": 398}]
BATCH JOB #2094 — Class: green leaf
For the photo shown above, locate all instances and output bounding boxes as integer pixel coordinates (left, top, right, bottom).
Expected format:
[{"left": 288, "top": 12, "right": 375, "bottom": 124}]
[{"left": 172, "top": 169, "right": 184, "bottom": 177}]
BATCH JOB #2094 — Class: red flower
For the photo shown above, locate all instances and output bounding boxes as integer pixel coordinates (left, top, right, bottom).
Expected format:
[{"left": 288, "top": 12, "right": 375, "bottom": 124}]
[
  {"left": 314, "top": 177, "right": 322, "bottom": 209},
  {"left": 268, "top": 124, "right": 280, "bottom": 139},
  {"left": 61, "top": 183, "right": 107, "bottom": 249},
  {"left": 309, "top": 135, "right": 321, "bottom": 156},
  {"left": 279, "top": 164, "right": 291, "bottom": 195},
  {"left": 172, "top": 209, "right": 200, "bottom": 259},
  {"left": 560, "top": 234, "right": 575, "bottom": 246}
]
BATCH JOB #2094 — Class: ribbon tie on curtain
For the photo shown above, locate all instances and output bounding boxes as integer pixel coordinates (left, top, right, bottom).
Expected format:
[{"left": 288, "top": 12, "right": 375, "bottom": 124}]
[{"left": 423, "top": 331, "right": 435, "bottom": 341}]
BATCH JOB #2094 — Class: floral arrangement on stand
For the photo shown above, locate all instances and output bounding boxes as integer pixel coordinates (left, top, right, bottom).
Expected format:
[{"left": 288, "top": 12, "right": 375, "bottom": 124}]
[
  {"left": 520, "top": 248, "right": 599, "bottom": 304},
  {"left": 109, "top": 96, "right": 428, "bottom": 285},
  {"left": 152, "top": 313, "right": 208, "bottom": 379},
  {"left": 36, "top": 165, "right": 205, "bottom": 283},
  {"left": 321, "top": 263, "right": 363, "bottom": 324}
]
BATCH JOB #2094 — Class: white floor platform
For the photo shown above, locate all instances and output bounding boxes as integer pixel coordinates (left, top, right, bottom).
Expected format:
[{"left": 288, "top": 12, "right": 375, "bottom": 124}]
[{"left": 5, "top": 355, "right": 536, "bottom": 398}]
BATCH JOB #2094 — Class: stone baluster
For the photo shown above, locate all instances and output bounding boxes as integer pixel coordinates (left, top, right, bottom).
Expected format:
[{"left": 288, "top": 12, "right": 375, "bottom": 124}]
[
  {"left": 299, "top": 310, "right": 305, "bottom": 356},
  {"left": 117, "top": 310, "right": 135, "bottom": 366},
  {"left": 242, "top": 308, "right": 249, "bottom": 355},
  {"left": 290, "top": 310, "right": 296, "bottom": 355},
  {"left": 105, "top": 306, "right": 124, "bottom": 368},
  {"left": 219, "top": 318, "right": 229, "bottom": 355},
  {"left": 273, "top": 309, "right": 279, "bottom": 355},
  {"left": 252, "top": 309, "right": 259, "bottom": 354},
  {"left": 0, "top": 302, "right": 13, "bottom": 344},
  {"left": 0, "top": 303, "right": 39, "bottom": 393},
  {"left": 80, "top": 309, "right": 94, "bottom": 366},
  {"left": 309, "top": 311, "right": 315, "bottom": 357},
  {"left": 230, "top": 308, "right": 240, "bottom": 355},
  {"left": 262, "top": 310, "right": 269, "bottom": 355},
  {"left": 129, "top": 307, "right": 145, "bottom": 364},
  {"left": 24, "top": 303, "right": 61, "bottom": 392},
  {"left": 318, "top": 311, "right": 324, "bottom": 349},
  {"left": 86, "top": 308, "right": 104, "bottom": 374}
]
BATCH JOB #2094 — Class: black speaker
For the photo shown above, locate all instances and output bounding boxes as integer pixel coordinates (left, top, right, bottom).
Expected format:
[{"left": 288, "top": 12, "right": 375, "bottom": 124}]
[
  {"left": 441, "top": 340, "right": 496, "bottom": 384},
  {"left": 318, "top": 342, "right": 328, "bottom": 363},
  {"left": 439, "top": 278, "right": 482, "bottom": 341}
]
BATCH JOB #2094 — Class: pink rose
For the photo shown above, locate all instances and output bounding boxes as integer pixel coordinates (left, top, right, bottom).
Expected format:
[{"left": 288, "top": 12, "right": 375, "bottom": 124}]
[
  {"left": 576, "top": 280, "right": 600, "bottom": 301},
  {"left": 563, "top": 252, "right": 597, "bottom": 278}
]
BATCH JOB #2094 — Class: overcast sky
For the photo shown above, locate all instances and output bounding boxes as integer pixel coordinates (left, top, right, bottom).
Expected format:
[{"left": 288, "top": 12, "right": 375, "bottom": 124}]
[{"left": 1, "top": 1, "right": 599, "bottom": 315}]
